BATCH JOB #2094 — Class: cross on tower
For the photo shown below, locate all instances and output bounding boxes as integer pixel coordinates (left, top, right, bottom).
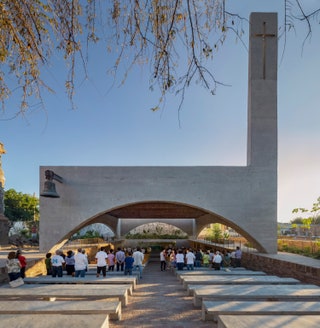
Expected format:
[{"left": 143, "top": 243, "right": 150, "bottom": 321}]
[{"left": 254, "top": 21, "right": 276, "bottom": 79}]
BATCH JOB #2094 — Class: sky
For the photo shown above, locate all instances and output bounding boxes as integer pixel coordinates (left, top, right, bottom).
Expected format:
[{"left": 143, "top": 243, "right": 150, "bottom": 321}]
[{"left": 1, "top": 1, "right": 320, "bottom": 223}]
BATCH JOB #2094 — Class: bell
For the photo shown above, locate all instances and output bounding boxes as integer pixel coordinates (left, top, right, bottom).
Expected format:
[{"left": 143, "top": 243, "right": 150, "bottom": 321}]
[{"left": 40, "top": 180, "right": 60, "bottom": 198}]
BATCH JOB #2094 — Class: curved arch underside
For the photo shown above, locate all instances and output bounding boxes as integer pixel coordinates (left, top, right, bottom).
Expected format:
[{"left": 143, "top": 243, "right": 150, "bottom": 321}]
[{"left": 56, "top": 201, "right": 268, "bottom": 253}]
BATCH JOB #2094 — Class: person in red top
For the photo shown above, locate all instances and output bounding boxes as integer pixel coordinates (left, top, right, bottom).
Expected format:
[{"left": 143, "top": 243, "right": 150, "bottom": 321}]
[{"left": 16, "top": 249, "right": 27, "bottom": 278}]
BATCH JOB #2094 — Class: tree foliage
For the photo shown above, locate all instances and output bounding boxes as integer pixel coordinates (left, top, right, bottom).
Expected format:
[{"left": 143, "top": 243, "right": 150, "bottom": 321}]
[
  {"left": 0, "top": 0, "right": 319, "bottom": 116},
  {"left": 4, "top": 188, "right": 39, "bottom": 222},
  {"left": 292, "top": 196, "right": 320, "bottom": 225}
]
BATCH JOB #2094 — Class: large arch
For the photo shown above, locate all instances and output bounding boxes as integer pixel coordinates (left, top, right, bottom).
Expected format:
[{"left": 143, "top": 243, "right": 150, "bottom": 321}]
[{"left": 39, "top": 13, "right": 278, "bottom": 254}]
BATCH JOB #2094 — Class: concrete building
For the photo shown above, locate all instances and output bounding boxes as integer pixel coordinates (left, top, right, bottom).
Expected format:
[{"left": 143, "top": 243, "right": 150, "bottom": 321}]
[{"left": 39, "top": 13, "right": 278, "bottom": 254}]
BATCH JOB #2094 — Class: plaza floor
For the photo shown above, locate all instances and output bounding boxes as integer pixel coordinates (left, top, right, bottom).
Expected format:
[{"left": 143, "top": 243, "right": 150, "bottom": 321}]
[{"left": 110, "top": 255, "right": 214, "bottom": 328}]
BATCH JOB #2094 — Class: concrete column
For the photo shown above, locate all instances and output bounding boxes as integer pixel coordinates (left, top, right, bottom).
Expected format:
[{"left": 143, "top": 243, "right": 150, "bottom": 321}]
[
  {"left": 247, "top": 13, "right": 278, "bottom": 168},
  {"left": 116, "top": 218, "right": 121, "bottom": 239}
]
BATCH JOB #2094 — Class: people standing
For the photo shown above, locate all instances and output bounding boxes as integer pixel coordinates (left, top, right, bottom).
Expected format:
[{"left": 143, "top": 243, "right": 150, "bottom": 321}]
[
  {"left": 212, "top": 251, "right": 222, "bottom": 270},
  {"left": 202, "top": 250, "right": 210, "bottom": 267},
  {"left": 16, "top": 249, "right": 27, "bottom": 278},
  {"left": 208, "top": 249, "right": 215, "bottom": 268},
  {"left": 6, "top": 251, "right": 21, "bottom": 281},
  {"left": 82, "top": 249, "right": 88, "bottom": 272},
  {"left": 65, "top": 250, "right": 75, "bottom": 276},
  {"left": 51, "top": 249, "right": 65, "bottom": 278},
  {"left": 176, "top": 249, "right": 185, "bottom": 271},
  {"left": 223, "top": 250, "right": 231, "bottom": 267},
  {"left": 132, "top": 246, "right": 144, "bottom": 278},
  {"left": 107, "top": 249, "right": 115, "bottom": 271},
  {"left": 169, "top": 249, "right": 176, "bottom": 270},
  {"left": 45, "top": 252, "right": 52, "bottom": 275},
  {"left": 230, "top": 249, "right": 236, "bottom": 267},
  {"left": 160, "top": 249, "right": 167, "bottom": 271},
  {"left": 185, "top": 249, "right": 196, "bottom": 270},
  {"left": 234, "top": 246, "right": 242, "bottom": 267},
  {"left": 95, "top": 247, "right": 108, "bottom": 277},
  {"left": 124, "top": 251, "right": 134, "bottom": 275},
  {"left": 195, "top": 249, "right": 203, "bottom": 267},
  {"left": 115, "top": 247, "right": 125, "bottom": 272},
  {"left": 74, "top": 248, "right": 88, "bottom": 278}
]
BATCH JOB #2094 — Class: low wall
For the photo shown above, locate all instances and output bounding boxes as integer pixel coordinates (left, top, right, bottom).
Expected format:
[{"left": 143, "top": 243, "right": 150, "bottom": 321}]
[
  {"left": 190, "top": 240, "right": 320, "bottom": 286},
  {"left": 243, "top": 252, "right": 320, "bottom": 286}
]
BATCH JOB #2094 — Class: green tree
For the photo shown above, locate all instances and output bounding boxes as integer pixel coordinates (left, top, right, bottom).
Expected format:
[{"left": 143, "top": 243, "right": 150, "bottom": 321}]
[
  {"left": 0, "top": 1, "right": 319, "bottom": 115},
  {"left": 292, "top": 197, "right": 320, "bottom": 236},
  {"left": 4, "top": 188, "right": 39, "bottom": 222},
  {"left": 211, "top": 223, "right": 222, "bottom": 242},
  {"left": 292, "top": 197, "right": 320, "bottom": 224}
]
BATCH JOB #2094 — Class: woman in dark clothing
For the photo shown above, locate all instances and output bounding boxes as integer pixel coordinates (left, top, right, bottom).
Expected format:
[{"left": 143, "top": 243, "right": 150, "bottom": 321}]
[{"left": 65, "top": 250, "right": 75, "bottom": 276}]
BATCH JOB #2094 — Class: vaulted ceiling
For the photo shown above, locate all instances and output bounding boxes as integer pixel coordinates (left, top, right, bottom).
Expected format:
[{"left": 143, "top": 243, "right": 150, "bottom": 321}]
[{"left": 108, "top": 201, "right": 207, "bottom": 219}]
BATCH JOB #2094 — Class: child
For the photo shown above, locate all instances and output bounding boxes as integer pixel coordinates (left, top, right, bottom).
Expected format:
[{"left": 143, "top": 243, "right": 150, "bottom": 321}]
[{"left": 45, "top": 253, "right": 52, "bottom": 275}]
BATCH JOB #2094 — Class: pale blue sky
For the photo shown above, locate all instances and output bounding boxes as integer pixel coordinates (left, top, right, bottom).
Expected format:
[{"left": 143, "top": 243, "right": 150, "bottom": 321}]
[{"left": 1, "top": 1, "right": 319, "bottom": 222}]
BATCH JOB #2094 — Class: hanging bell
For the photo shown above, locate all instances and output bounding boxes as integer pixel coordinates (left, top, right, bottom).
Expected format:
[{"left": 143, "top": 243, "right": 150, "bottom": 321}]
[{"left": 40, "top": 180, "right": 60, "bottom": 198}]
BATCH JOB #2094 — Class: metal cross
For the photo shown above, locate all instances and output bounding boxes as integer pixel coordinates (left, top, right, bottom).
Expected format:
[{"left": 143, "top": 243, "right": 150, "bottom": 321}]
[{"left": 254, "top": 21, "right": 276, "bottom": 79}]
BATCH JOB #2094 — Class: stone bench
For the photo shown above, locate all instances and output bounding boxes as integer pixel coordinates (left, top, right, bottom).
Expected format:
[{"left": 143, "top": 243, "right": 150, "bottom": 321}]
[
  {"left": 192, "top": 284, "right": 320, "bottom": 307},
  {"left": 0, "top": 283, "right": 130, "bottom": 307},
  {"left": 202, "top": 300, "right": 320, "bottom": 321},
  {"left": 0, "top": 299, "right": 121, "bottom": 320},
  {"left": 183, "top": 275, "right": 300, "bottom": 290},
  {"left": 86, "top": 270, "right": 141, "bottom": 279},
  {"left": 0, "top": 314, "right": 109, "bottom": 328},
  {"left": 176, "top": 269, "right": 267, "bottom": 281},
  {"left": 24, "top": 275, "right": 137, "bottom": 290},
  {"left": 217, "top": 315, "right": 320, "bottom": 328}
]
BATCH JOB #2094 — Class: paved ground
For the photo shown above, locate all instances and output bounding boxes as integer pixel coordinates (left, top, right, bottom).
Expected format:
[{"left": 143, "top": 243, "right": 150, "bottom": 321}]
[
  {"left": 110, "top": 255, "right": 214, "bottom": 328},
  {"left": 1, "top": 246, "right": 320, "bottom": 327}
]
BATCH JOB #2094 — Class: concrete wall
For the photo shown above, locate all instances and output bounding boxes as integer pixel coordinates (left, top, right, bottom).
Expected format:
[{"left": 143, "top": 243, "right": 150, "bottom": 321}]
[{"left": 39, "top": 164, "right": 277, "bottom": 253}]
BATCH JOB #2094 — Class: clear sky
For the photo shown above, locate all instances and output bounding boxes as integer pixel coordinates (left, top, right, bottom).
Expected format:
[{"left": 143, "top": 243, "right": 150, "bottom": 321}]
[{"left": 1, "top": 1, "right": 319, "bottom": 223}]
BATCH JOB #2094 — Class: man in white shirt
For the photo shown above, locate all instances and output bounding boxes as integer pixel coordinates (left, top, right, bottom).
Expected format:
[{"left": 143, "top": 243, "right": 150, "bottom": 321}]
[
  {"left": 132, "top": 246, "right": 144, "bottom": 278},
  {"left": 185, "top": 249, "right": 196, "bottom": 270},
  {"left": 51, "top": 249, "right": 65, "bottom": 278},
  {"left": 213, "top": 251, "right": 222, "bottom": 271},
  {"left": 74, "top": 248, "right": 88, "bottom": 277},
  {"left": 95, "top": 247, "right": 108, "bottom": 277}
]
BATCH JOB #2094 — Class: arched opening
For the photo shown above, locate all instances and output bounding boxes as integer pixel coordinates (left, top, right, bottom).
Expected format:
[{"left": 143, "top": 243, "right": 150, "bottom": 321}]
[{"left": 45, "top": 200, "right": 268, "bottom": 254}]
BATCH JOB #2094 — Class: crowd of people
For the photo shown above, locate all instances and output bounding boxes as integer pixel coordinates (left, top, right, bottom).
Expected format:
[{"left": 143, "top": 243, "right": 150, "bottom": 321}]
[
  {"left": 159, "top": 246, "right": 242, "bottom": 271},
  {"left": 44, "top": 246, "right": 145, "bottom": 278},
  {"left": 6, "top": 244, "right": 242, "bottom": 283}
]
